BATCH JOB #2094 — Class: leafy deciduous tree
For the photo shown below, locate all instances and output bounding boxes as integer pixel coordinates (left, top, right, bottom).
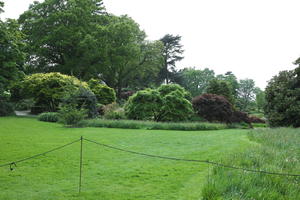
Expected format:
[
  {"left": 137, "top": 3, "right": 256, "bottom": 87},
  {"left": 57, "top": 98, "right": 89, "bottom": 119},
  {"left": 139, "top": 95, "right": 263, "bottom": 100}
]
[
  {"left": 236, "top": 79, "right": 256, "bottom": 112},
  {"left": 176, "top": 67, "right": 215, "bottom": 97},
  {"left": 217, "top": 71, "right": 239, "bottom": 99},
  {"left": 98, "top": 16, "right": 164, "bottom": 95},
  {"left": 206, "top": 79, "right": 235, "bottom": 104},
  {"left": 0, "top": 2, "right": 25, "bottom": 116},
  {"left": 19, "top": 0, "right": 105, "bottom": 78},
  {"left": 264, "top": 69, "right": 300, "bottom": 127}
]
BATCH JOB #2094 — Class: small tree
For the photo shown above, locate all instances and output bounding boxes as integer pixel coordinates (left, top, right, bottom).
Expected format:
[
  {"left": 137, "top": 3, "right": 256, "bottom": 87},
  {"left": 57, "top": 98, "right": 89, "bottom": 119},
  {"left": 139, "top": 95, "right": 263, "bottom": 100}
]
[
  {"left": 159, "top": 90, "right": 193, "bottom": 122},
  {"left": 192, "top": 94, "right": 233, "bottom": 123},
  {"left": 206, "top": 79, "right": 235, "bottom": 104},
  {"left": 236, "top": 79, "right": 256, "bottom": 112},
  {"left": 125, "top": 84, "right": 193, "bottom": 122},
  {"left": 124, "top": 89, "right": 163, "bottom": 121}
]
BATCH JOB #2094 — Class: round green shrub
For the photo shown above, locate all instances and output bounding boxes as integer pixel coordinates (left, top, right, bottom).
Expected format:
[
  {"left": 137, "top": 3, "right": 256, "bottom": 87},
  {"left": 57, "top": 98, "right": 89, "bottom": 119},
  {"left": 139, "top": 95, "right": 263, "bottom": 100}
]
[
  {"left": 38, "top": 112, "right": 59, "bottom": 122},
  {"left": 125, "top": 85, "right": 193, "bottom": 122},
  {"left": 159, "top": 90, "right": 193, "bottom": 122},
  {"left": 22, "top": 72, "right": 89, "bottom": 113},
  {"left": 125, "top": 89, "right": 163, "bottom": 121},
  {"left": 88, "top": 79, "right": 116, "bottom": 105}
]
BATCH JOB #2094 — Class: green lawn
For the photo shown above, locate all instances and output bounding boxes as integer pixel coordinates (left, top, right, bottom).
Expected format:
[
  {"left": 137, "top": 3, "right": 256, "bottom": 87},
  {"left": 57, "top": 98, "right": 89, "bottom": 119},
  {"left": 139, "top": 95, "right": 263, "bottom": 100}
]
[{"left": 0, "top": 117, "right": 251, "bottom": 200}]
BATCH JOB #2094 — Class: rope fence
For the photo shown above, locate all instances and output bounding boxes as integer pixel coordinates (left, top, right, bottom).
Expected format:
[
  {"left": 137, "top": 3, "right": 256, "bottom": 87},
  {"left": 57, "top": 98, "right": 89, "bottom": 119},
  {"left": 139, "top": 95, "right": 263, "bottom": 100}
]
[
  {"left": 0, "top": 136, "right": 299, "bottom": 194},
  {"left": 83, "top": 138, "right": 300, "bottom": 177},
  {"left": 0, "top": 139, "right": 80, "bottom": 169}
]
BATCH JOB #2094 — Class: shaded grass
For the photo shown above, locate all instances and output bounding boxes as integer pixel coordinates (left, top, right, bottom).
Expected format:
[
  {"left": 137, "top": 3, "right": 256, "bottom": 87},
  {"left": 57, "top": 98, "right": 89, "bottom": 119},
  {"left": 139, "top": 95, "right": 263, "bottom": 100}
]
[
  {"left": 0, "top": 117, "right": 251, "bottom": 200},
  {"left": 80, "top": 118, "right": 229, "bottom": 131},
  {"left": 201, "top": 128, "right": 300, "bottom": 200}
]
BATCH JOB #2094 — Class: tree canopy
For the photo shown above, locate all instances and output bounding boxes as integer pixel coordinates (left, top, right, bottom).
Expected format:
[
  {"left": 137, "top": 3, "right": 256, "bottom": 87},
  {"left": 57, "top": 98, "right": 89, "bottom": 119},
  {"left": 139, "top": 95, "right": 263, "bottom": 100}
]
[
  {"left": 0, "top": 2, "right": 26, "bottom": 116},
  {"left": 206, "top": 79, "right": 235, "bottom": 104},
  {"left": 236, "top": 79, "right": 256, "bottom": 112},
  {"left": 264, "top": 68, "right": 300, "bottom": 127},
  {"left": 172, "top": 67, "right": 215, "bottom": 97},
  {"left": 19, "top": 0, "right": 105, "bottom": 77},
  {"left": 18, "top": 1, "right": 164, "bottom": 95}
]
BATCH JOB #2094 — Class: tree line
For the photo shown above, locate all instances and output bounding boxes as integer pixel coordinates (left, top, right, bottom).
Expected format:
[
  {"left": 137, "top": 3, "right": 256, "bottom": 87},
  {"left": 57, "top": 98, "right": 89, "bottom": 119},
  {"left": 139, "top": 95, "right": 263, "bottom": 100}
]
[{"left": 1, "top": 0, "right": 299, "bottom": 128}]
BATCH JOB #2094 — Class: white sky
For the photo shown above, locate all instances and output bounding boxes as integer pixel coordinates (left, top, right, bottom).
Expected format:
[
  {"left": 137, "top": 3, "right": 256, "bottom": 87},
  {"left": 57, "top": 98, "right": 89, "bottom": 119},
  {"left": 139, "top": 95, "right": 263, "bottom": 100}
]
[{"left": 2, "top": 0, "right": 300, "bottom": 89}]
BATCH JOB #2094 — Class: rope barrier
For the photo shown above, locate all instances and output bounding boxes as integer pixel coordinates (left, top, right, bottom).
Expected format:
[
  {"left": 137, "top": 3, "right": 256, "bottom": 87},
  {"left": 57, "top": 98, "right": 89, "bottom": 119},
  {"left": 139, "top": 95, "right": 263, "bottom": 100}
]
[
  {"left": 84, "top": 138, "right": 300, "bottom": 177},
  {"left": 0, "top": 137, "right": 299, "bottom": 178},
  {"left": 0, "top": 139, "right": 80, "bottom": 168}
]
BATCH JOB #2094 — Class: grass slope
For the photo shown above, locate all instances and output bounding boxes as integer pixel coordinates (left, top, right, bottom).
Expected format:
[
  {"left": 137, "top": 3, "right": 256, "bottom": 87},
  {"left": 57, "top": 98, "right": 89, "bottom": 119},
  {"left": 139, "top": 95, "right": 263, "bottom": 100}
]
[
  {"left": 202, "top": 128, "right": 300, "bottom": 200},
  {"left": 0, "top": 117, "right": 250, "bottom": 200}
]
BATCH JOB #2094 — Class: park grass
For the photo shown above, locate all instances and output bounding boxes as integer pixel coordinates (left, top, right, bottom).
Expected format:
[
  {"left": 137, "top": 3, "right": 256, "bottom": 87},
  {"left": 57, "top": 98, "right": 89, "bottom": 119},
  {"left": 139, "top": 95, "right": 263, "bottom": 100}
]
[
  {"left": 201, "top": 128, "right": 300, "bottom": 200},
  {"left": 0, "top": 117, "right": 251, "bottom": 200},
  {"left": 80, "top": 118, "right": 229, "bottom": 131}
]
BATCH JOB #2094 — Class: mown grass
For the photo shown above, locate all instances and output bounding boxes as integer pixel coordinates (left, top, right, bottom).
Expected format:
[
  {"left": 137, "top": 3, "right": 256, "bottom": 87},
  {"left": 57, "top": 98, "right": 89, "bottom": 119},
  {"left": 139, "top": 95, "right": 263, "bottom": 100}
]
[
  {"left": 80, "top": 118, "right": 230, "bottom": 131},
  {"left": 0, "top": 117, "right": 251, "bottom": 200},
  {"left": 201, "top": 128, "right": 300, "bottom": 200}
]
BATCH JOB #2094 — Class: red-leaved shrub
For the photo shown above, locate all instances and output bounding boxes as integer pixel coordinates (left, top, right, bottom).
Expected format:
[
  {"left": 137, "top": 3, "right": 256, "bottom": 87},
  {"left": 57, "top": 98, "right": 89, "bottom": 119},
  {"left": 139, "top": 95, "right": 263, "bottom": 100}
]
[{"left": 192, "top": 94, "right": 233, "bottom": 123}]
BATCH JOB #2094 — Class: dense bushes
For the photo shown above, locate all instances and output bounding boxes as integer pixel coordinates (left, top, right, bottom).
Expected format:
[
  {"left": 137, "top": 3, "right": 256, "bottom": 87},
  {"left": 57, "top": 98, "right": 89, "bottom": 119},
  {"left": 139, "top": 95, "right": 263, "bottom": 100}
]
[
  {"left": 58, "top": 105, "right": 87, "bottom": 126},
  {"left": 88, "top": 79, "right": 116, "bottom": 105},
  {"left": 61, "top": 87, "right": 98, "bottom": 118},
  {"left": 249, "top": 116, "right": 265, "bottom": 123},
  {"left": 264, "top": 69, "right": 300, "bottom": 127},
  {"left": 11, "top": 73, "right": 118, "bottom": 119},
  {"left": 38, "top": 112, "right": 59, "bottom": 122},
  {"left": 125, "top": 84, "right": 193, "bottom": 122},
  {"left": 102, "top": 103, "right": 126, "bottom": 120},
  {"left": 21, "top": 72, "right": 88, "bottom": 113},
  {"left": 230, "top": 110, "right": 251, "bottom": 123},
  {"left": 192, "top": 94, "right": 233, "bottom": 123},
  {"left": 193, "top": 93, "right": 263, "bottom": 127}
]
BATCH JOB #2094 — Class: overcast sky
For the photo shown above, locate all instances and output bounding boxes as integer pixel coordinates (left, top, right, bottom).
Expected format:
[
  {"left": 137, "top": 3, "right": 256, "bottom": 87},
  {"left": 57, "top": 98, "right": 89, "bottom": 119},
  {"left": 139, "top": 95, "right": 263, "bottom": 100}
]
[{"left": 2, "top": 0, "right": 300, "bottom": 89}]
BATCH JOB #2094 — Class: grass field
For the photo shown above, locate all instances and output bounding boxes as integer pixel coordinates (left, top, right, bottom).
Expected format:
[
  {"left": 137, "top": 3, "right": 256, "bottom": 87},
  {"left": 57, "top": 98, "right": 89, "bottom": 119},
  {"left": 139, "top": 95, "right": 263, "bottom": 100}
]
[
  {"left": 202, "top": 128, "right": 300, "bottom": 200},
  {"left": 0, "top": 117, "right": 251, "bottom": 200}
]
